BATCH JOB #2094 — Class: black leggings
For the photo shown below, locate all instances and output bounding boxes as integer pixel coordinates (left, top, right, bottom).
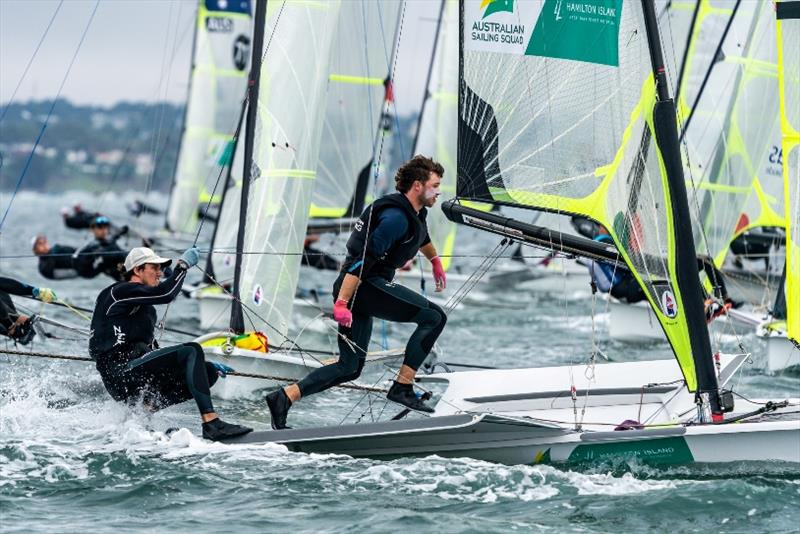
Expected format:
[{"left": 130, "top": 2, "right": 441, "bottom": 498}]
[
  {"left": 298, "top": 275, "right": 447, "bottom": 397},
  {"left": 100, "top": 342, "right": 218, "bottom": 414}
]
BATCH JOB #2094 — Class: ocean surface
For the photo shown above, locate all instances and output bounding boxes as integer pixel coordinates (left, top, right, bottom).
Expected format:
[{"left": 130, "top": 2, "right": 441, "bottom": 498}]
[{"left": 1, "top": 192, "right": 799, "bottom": 533}]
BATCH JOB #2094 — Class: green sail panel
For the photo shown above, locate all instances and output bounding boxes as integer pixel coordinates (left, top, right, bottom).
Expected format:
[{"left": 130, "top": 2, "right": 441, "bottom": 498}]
[
  {"left": 459, "top": 0, "right": 702, "bottom": 389},
  {"left": 166, "top": 0, "right": 253, "bottom": 233},
  {"left": 776, "top": 1, "right": 800, "bottom": 342}
]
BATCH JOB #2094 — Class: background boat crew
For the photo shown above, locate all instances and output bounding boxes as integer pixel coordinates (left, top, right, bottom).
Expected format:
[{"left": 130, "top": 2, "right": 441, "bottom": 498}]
[
  {"left": 265, "top": 155, "right": 449, "bottom": 429},
  {"left": 32, "top": 235, "right": 81, "bottom": 280},
  {"left": 88, "top": 246, "right": 252, "bottom": 441},
  {"left": 0, "top": 276, "right": 55, "bottom": 345},
  {"left": 73, "top": 216, "right": 129, "bottom": 281},
  {"left": 301, "top": 234, "right": 340, "bottom": 271},
  {"left": 588, "top": 232, "right": 647, "bottom": 304},
  {"left": 61, "top": 203, "right": 102, "bottom": 230}
]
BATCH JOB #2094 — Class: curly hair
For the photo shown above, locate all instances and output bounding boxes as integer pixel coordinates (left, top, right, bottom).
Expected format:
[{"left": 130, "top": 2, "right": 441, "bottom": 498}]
[{"left": 394, "top": 155, "right": 444, "bottom": 193}]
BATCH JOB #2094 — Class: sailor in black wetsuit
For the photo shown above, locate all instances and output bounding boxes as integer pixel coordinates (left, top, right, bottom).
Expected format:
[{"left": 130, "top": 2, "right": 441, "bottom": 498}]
[
  {"left": 589, "top": 234, "right": 647, "bottom": 304},
  {"left": 301, "top": 235, "right": 340, "bottom": 271},
  {"left": 73, "top": 216, "right": 128, "bottom": 281},
  {"left": 62, "top": 204, "right": 101, "bottom": 230},
  {"left": 89, "top": 246, "right": 252, "bottom": 441},
  {"left": 0, "top": 276, "right": 55, "bottom": 344},
  {"left": 32, "top": 235, "right": 80, "bottom": 280},
  {"left": 265, "top": 155, "right": 449, "bottom": 429}
]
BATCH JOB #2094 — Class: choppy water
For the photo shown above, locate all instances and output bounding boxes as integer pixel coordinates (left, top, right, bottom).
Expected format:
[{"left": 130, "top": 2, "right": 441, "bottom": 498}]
[{"left": 1, "top": 192, "right": 799, "bottom": 532}]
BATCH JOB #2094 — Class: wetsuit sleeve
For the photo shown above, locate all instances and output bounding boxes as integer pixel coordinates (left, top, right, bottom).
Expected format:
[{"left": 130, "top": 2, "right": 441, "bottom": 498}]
[
  {"left": 347, "top": 208, "right": 408, "bottom": 277},
  {"left": 420, "top": 228, "right": 431, "bottom": 248},
  {"left": 0, "top": 277, "right": 35, "bottom": 297},
  {"left": 106, "top": 265, "right": 188, "bottom": 315}
]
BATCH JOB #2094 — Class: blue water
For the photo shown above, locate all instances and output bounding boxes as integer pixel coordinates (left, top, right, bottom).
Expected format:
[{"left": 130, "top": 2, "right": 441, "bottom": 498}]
[{"left": 1, "top": 192, "right": 799, "bottom": 532}]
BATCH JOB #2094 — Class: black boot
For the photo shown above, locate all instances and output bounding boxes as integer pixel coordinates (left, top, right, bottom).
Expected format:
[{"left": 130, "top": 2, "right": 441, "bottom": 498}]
[
  {"left": 202, "top": 418, "right": 253, "bottom": 441},
  {"left": 387, "top": 381, "right": 434, "bottom": 413},
  {"left": 265, "top": 389, "right": 292, "bottom": 430}
]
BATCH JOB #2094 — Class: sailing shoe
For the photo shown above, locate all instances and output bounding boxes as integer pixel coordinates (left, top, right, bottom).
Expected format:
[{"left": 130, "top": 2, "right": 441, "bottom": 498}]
[
  {"left": 265, "top": 389, "right": 292, "bottom": 430},
  {"left": 202, "top": 418, "right": 253, "bottom": 441},
  {"left": 387, "top": 381, "right": 434, "bottom": 413}
]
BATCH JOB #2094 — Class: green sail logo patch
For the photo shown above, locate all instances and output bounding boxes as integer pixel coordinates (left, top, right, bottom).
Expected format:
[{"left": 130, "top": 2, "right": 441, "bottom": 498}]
[
  {"left": 481, "top": 0, "right": 514, "bottom": 18},
  {"left": 526, "top": 0, "right": 622, "bottom": 66}
]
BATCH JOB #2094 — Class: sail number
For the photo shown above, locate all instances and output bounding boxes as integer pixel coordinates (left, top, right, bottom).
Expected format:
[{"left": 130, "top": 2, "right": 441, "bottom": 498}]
[{"left": 768, "top": 146, "right": 783, "bottom": 166}]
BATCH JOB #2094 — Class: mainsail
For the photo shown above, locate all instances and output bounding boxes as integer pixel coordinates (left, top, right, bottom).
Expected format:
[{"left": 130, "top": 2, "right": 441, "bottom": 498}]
[
  {"left": 776, "top": 1, "right": 800, "bottom": 343},
  {"left": 229, "top": 0, "right": 340, "bottom": 335},
  {"left": 309, "top": 0, "right": 401, "bottom": 222},
  {"left": 447, "top": 0, "right": 719, "bottom": 402},
  {"left": 683, "top": 1, "right": 784, "bottom": 268},
  {"left": 166, "top": 0, "right": 253, "bottom": 234}
]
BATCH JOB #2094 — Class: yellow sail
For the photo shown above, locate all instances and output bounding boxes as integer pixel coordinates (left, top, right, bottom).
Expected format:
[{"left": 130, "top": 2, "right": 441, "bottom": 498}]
[{"left": 776, "top": 1, "right": 800, "bottom": 342}]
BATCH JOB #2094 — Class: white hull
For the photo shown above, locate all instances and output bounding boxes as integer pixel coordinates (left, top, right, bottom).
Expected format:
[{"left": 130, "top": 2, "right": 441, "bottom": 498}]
[
  {"left": 607, "top": 298, "right": 665, "bottom": 342},
  {"left": 756, "top": 326, "right": 800, "bottom": 372},
  {"left": 227, "top": 356, "right": 800, "bottom": 465},
  {"left": 196, "top": 291, "right": 330, "bottom": 331}
]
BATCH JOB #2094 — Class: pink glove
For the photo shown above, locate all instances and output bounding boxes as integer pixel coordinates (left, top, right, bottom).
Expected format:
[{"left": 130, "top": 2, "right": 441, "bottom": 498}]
[
  {"left": 431, "top": 256, "right": 446, "bottom": 291},
  {"left": 333, "top": 298, "right": 352, "bottom": 327}
]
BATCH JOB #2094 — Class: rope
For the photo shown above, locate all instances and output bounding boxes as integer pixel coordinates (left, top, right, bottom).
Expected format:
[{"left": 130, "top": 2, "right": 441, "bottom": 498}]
[{"left": 0, "top": 347, "right": 388, "bottom": 394}]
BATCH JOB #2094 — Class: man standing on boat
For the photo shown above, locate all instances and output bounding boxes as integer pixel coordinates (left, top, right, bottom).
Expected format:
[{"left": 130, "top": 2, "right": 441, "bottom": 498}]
[
  {"left": 0, "top": 276, "right": 55, "bottom": 344},
  {"left": 266, "top": 155, "right": 448, "bottom": 429},
  {"left": 89, "top": 247, "right": 252, "bottom": 441}
]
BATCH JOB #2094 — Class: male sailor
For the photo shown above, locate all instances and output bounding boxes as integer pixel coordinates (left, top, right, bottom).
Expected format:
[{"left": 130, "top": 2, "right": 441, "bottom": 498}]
[
  {"left": 61, "top": 203, "right": 101, "bottom": 230},
  {"left": 73, "top": 216, "right": 128, "bottom": 281},
  {"left": 89, "top": 247, "right": 252, "bottom": 441},
  {"left": 32, "top": 235, "right": 80, "bottom": 280},
  {"left": 265, "top": 155, "right": 448, "bottom": 429},
  {"left": 0, "top": 276, "right": 55, "bottom": 344},
  {"left": 588, "top": 231, "right": 647, "bottom": 304}
]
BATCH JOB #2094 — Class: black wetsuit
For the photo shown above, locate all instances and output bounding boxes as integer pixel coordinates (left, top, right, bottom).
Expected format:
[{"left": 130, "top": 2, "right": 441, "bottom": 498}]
[
  {"left": 38, "top": 244, "right": 79, "bottom": 280},
  {"left": 297, "top": 193, "right": 447, "bottom": 397},
  {"left": 301, "top": 244, "right": 340, "bottom": 271},
  {"left": 0, "top": 277, "right": 36, "bottom": 342},
  {"left": 64, "top": 211, "right": 100, "bottom": 230},
  {"left": 73, "top": 237, "right": 127, "bottom": 281},
  {"left": 89, "top": 265, "right": 218, "bottom": 413}
]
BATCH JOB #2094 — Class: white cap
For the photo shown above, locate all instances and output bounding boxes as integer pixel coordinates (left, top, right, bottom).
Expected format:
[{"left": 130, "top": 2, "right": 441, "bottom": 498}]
[{"left": 124, "top": 247, "right": 172, "bottom": 272}]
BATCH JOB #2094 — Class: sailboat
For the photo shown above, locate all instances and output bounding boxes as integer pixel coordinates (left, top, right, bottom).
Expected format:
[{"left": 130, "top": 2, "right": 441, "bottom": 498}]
[
  {"left": 756, "top": 1, "right": 800, "bottom": 372},
  {"left": 164, "top": 0, "right": 253, "bottom": 237},
  {"left": 193, "top": 0, "right": 341, "bottom": 398},
  {"left": 220, "top": 0, "right": 799, "bottom": 465}
]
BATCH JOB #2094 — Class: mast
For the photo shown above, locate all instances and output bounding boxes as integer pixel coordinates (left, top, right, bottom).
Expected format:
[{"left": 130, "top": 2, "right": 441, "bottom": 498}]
[
  {"left": 410, "top": 0, "right": 446, "bottom": 156},
  {"left": 231, "top": 0, "right": 267, "bottom": 334},
  {"left": 203, "top": 99, "right": 247, "bottom": 284},
  {"left": 641, "top": 0, "right": 722, "bottom": 419}
]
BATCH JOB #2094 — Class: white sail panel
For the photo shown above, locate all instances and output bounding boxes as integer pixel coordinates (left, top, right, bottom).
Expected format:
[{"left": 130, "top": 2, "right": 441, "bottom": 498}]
[
  {"left": 167, "top": 0, "right": 252, "bottom": 233},
  {"left": 414, "top": 0, "right": 459, "bottom": 271},
  {"left": 239, "top": 0, "right": 340, "bottom": 336},
  {"left": 311, "top": 0, "right": 400, "bottom": 219}
]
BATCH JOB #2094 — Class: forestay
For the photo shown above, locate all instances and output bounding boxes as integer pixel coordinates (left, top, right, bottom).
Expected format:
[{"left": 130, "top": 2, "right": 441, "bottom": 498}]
[
  {"left": 166, "top": 0, "right": 253, "bottom": 233},
  {"left": 310, "top": 0, "right": 401, "bottom": 221},
  {"left": 776, "top": 0, "right": 800, "bottom": 343},
  {"left": 456, "top": 0, "right": 707, "bottom": 390}
]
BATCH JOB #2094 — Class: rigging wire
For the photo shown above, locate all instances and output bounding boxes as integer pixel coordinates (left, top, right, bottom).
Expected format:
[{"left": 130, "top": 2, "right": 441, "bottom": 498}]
[
  {"left": 0, "top": 0, "right": 65, "bottom": 125},
  {"left": 0, "top": 0, "right": 100, "bottom": 234}
]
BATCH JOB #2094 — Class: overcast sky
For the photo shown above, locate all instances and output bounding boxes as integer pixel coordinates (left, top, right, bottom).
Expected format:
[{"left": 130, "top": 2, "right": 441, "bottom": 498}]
[{"left": 0, "top": 0, "right": 436, "bottom": 114}]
